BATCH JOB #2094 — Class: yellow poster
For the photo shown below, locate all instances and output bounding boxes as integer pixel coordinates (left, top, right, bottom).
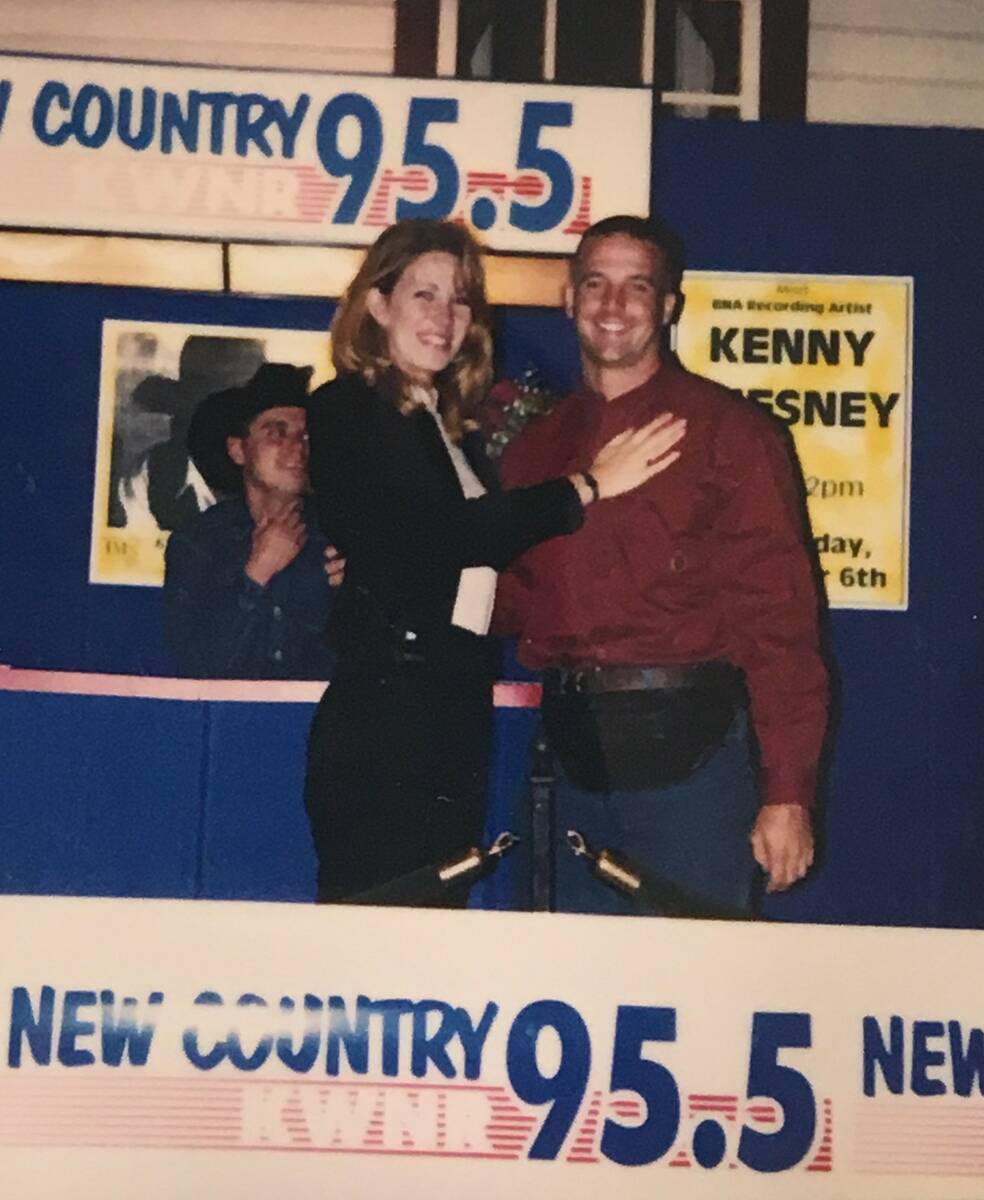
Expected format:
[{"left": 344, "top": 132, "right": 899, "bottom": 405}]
[
  {"left": 90, "top": 320, "right": 334, "bottom": 587},
  {"left": 676, "top": 273, "right": 912, "bottom": 610}
]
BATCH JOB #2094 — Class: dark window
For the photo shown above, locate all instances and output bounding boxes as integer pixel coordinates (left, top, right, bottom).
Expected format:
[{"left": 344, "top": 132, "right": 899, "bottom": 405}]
[
  {"left": 655, "top": 0, "right": 741, "bottom": 97},
  {"left": 393, "top": 0, "right": 809, "bottom": 123},
  {"left": 555, "top": 0, "right": 646, "bottom": 86},
  {"left": 457, "top": 0, "right": 546, "bottom": 82},
  {"left": 760, "top": 0, "right": 809, "bottom": 122}
]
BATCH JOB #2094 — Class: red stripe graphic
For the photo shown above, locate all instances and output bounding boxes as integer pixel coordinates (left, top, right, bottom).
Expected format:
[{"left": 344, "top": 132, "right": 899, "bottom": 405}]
[
  {"left": 0, "top": 1075, "right": 839, "bottom": 1173},
  {"left": 0, "top": 1076, "right": 538, "bottom": 1160},
  {"left": 854, "top": 1096, "right": 984, "bottom": 1176}
]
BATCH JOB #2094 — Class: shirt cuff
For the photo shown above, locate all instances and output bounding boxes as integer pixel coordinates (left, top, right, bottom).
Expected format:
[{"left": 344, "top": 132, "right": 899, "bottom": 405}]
[
  {"left": 555, "top": 477, "right": 587, "bottom": 533},
  {"left": 759, "top": 765, "right": 818, "bottom": 809},
  {"left": 236, "top": 570, "right": 267, "bottom": 608}
]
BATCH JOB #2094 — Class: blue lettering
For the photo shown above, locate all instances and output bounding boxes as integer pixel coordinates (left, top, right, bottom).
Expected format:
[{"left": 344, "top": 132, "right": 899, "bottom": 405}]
[
  {"left": 375, "top": 999, "right": 414, "bottom": 1076},
  {"left": 236, "top": 93, "right": 275, "bottom": 157},
  {"left": 326, "top": 995, "right": 370, "bottom": 1076},
  {"left": 169, "top": 992, "right": 503, "bottom": 1080},
  {"left": 160, "top": 90, "right": 201, "bottom": 155},
  {"left": 27, "top": 81, "right": 308, "bottom": 158},
  {"left": 100, "top": 990, "right": 163, "bottom": 1067},
  {"left": 74, "top": 84, "right": 114, "bottom": 149},
  {"left": 911, "top": 1020, "right": 947, "bottom": 1096},
  {"left": 32, "top": 81, "right": 73, "bottom": 146},
  {"left": 182, "top": 991, "right": 228, "bottom": 1070},
  {"left": 510, "top": 101, "right": 574, "bottom": 233},
  {"left": 117, "top": 87, "right": 157, "bottom": 151},
  {"left": 397, "top": 96, "right": 459, "bottom": 221},
  {"left": 57, "top": 990, "right": 97, "bottom": 1067},
  {"left": 506, "top": 999, "right": 592, "bottom": 1160},
  {"left": 276, "top": 995, "right": 323, "bottom": 1073},
  {"left": 227, "top": 993, "right": 273, "bottom": 1071},
  {"left": 949, "top": 1022, "right": 984, "bottom": 1097},
  {"left": 0, "top": 81, "right": 11, "bottom": 134},
  {"left": 7, "top": 985, "right": 55, "bottom": 1067},
  {"left": 862, "top": 1014, "right": 904, "bottom": 1096},
  {"left": 411, "top": 1001, "right": 456, "bottom": 1079},
  {"left": 315, "top": 92, "right": 382, "bottom": 224},
  {"left": 455, "top": 1002, "right": 498, "bottom": 1080},
  {"left": 276, "top": 93, "right": 310, "bottom": 158},
  {"left": 198, "top": 90, "right": 237, "bottom": 155}
]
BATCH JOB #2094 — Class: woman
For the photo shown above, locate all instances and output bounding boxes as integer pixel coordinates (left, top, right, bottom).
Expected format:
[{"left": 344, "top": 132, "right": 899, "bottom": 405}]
[{"left": 305, "top": 218, "right": 685, "bottom": 905}]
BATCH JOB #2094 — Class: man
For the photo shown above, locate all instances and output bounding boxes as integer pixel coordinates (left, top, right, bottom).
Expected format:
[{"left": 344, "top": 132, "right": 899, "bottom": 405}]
[
  {"left": 164, "top": 362, "right": 337, "bottom": 680},
  {"left": 496, "top": 215, "right": 829, "bottom": 915}
]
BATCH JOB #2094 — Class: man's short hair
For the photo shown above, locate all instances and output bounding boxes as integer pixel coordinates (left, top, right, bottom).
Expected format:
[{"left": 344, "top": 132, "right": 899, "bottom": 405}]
[{"left": 573, "top": 214, "right": 686, "bottom": 294}]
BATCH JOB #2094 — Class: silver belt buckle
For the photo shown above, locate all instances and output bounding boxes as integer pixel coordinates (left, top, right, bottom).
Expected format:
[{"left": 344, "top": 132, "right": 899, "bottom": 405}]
[{"left": 571, "top": 667, "right": 594, "bottom": 694}]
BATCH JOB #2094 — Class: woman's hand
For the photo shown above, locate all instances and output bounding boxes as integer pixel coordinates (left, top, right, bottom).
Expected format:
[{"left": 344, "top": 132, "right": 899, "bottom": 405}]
[
  {"left": 570, "top": 413, "right": 687, "bottom": 504},
  {"left": 323, "top": 545, "right": 347, "bottom": 588}
]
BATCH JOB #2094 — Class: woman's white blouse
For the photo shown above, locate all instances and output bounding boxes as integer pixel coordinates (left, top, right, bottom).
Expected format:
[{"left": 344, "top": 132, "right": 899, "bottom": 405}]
[{"left": 417, "top": 388, "right": 498, "bottom": 637}]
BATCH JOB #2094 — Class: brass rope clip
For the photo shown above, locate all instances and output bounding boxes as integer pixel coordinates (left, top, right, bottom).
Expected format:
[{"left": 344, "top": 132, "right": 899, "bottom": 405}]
[
  {"left": 566, "top": 829, "right": 590, "bottom": 859},
  {"left": 487, "top": 830, "right": 520, "bottom": 858},
  {"left": 566, "top": 828, "right": 643, "bottom": 896},
  {"left": 437, "top": 830, "right": 520, "bottom": 884}
]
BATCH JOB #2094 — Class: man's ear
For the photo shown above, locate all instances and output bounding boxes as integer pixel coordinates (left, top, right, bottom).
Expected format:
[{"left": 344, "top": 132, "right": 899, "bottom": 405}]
[
  {"left": 564, "top": 281, "right": 575, "bottom": 318},
  {"left": 226, "top": 436, "right": 245, "bottom": 466},
  {"left": 366, "top": 287, "right": 390, "bottom": 328},
  {"left": 663, "top": 290, "right": 683, "bottom": 327}
]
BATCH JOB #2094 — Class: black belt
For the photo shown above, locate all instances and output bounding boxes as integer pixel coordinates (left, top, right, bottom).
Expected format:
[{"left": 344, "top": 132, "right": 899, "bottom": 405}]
[
  {"left": 542, "top": 662, "right": 743, "bottom": 696},
  {"left": 540, "top": 661, "right": 746, "bottom": 791}
]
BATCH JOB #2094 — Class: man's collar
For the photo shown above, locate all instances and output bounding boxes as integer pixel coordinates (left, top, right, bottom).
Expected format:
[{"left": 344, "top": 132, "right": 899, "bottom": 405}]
[{"left": 575, "top": 357, "right": 682, "bottom": 406}]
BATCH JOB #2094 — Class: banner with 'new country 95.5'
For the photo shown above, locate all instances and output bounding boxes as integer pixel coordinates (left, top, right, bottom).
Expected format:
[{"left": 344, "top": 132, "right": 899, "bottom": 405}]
[
  {"left": 2, "top": 895, "right": 983, "bottom": 1199},
  {"left": 0, "top": 52, "right": 650, "bottom": 252}
]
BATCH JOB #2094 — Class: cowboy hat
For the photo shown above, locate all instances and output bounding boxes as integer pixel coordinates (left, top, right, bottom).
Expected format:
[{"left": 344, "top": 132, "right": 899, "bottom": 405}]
[{"left": 186, "top": 362, "right": 314, "bottom": 494}]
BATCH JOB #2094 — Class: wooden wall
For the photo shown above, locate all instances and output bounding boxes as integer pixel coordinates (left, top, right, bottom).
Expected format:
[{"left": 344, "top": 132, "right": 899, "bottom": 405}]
[
  {"left": 0, "top": 0, "right": 395, "bottom": 74},
  {"left": 808, "top": 0, "right": 984, "bottom": 129}
]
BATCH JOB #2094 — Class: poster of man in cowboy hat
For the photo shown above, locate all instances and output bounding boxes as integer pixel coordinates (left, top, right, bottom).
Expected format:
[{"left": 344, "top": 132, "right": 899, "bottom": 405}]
[{"left": 89, "top": 319, "right": 332, "bottom": 588}]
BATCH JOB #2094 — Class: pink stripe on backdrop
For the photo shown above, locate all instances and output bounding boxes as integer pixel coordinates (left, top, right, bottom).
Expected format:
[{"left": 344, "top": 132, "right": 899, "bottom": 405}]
[{"left": 0, "top": 667, "right": 542, "bottom": 709}]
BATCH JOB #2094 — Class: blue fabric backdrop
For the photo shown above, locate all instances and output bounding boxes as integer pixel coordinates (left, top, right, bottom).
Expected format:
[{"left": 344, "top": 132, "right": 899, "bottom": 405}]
[{"left": 2, "top": 118, "right": 982, "bottom": 926}]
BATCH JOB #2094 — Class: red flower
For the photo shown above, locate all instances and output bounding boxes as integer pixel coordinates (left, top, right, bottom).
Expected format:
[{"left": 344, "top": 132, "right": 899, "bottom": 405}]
[{"left": 487, "top": 378, "right": 521, "bottom": 409}]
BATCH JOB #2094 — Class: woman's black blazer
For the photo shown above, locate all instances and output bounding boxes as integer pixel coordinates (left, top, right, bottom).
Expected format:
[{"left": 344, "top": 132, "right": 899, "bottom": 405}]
[{"left": 306, "top": 373, "right": 583, "bottom": 658}]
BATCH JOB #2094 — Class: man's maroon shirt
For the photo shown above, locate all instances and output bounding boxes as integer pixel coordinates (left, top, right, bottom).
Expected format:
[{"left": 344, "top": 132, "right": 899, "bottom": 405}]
[{"left": 494, "top": 361, "right": 829, "bottom": 810}]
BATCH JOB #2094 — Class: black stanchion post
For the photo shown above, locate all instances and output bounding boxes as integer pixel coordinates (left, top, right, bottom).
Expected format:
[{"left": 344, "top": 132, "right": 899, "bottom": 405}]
[{"left": 528, "top": 723, "right": 555, "bottom": 912}]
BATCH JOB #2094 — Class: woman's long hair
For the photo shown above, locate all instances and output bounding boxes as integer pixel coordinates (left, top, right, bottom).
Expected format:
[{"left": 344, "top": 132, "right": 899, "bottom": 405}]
[{"left": 331, "top": 219, "right": 492, "bottom": 442}]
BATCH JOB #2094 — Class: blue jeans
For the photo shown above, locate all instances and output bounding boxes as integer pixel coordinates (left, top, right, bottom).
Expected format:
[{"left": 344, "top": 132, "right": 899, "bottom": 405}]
[{"left": 552, "top": 711, "right": 760, "bottom": 916}]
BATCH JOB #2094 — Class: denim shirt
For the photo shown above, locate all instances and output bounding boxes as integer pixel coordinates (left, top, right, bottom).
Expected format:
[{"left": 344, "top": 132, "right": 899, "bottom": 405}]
[{"left": 163, "top": 497, "right": 335, "bottom": 680}]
